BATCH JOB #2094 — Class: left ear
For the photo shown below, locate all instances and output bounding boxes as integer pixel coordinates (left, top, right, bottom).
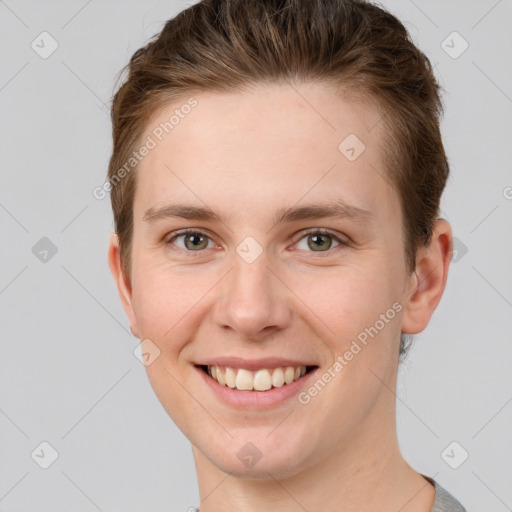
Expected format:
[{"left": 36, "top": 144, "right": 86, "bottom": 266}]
[{"left": 401, "top": 219, "right": 453, "bottom": 334}]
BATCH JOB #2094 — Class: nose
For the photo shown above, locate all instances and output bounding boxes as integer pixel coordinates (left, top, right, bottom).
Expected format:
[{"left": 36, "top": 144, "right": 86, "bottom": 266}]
[{"left": 211, "top": 253, "right": 292, "bottom": 341}]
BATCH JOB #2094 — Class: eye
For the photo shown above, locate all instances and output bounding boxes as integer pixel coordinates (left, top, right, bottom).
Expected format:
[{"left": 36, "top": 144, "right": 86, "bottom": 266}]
[
  {"left": 166, "top": 228, "right": 348, "bottom": 256},
  {"left": 167, "top": 229, "right": 215, "bottom": 252},
  {"left": 293, "top": 229, "right": 346, "bottom": 254}
]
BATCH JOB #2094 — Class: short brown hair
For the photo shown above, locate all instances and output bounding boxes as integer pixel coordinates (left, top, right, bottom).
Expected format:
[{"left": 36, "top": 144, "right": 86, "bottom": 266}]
[{"left": 107, "top": 0, "right": 449, "bottom": 359}]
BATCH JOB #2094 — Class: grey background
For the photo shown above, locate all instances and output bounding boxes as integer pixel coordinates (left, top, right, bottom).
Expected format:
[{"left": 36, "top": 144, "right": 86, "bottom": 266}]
[{"left": 0, "top": 0, "right": 511, "bottom": 510}]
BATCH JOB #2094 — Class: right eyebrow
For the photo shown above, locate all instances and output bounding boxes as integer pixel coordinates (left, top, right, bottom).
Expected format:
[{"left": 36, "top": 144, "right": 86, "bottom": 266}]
[{"left": 142, "top": 204, "right": 222, "bottom": 223}]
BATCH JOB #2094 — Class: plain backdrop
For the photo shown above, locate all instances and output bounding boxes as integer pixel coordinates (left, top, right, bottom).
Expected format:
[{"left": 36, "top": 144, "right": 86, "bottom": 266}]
[{"left": 1, "top": 1, "right": 511, "bottom": 511}]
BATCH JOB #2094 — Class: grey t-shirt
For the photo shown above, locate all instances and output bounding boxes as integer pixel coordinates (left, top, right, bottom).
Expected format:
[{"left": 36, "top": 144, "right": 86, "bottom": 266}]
[
  {"left": 423, "top": 475, "right": 467, "bottom": 512},
  {"left": 194, "top": 475, "right": 467, "bottom": 511}
]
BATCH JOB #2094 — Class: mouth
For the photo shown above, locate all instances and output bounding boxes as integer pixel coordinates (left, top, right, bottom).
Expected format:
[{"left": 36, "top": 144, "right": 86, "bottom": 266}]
[{"left": 198, "top": 364, "right": 318, "bottom": 392}]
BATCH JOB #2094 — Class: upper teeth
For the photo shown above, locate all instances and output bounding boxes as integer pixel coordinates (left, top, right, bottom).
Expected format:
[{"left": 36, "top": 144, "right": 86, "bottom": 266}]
[{"left": 207, "top": 365, "right": 307, "bottom": 391}]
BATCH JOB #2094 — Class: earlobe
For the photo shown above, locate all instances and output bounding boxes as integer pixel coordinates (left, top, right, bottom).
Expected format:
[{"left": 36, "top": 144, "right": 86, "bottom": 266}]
[
  {"left": 401, "top": 220, "right": 453, "bottom": 335},
  {"left": 108, "top": 233, "right": 140, "bottom": 338}
]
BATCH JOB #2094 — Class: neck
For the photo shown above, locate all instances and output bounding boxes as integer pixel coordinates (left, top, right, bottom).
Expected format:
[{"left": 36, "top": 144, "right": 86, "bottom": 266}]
[{"left": 192, "top": 396, "right": 435, "bottom": 512}]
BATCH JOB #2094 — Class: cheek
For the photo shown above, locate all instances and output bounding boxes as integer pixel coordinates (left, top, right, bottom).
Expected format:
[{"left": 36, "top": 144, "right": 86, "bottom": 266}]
[
  {"left": 287, "top": 263, "right": 400, "bottom": 344},
  {"left": 129, "top": 255, "right": 221, "bottom": 354}
]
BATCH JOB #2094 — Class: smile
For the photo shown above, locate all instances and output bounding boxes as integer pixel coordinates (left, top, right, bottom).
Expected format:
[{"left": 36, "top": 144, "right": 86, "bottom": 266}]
[{"left": 201, "top": 365, "right": 316, "bottom": 391}]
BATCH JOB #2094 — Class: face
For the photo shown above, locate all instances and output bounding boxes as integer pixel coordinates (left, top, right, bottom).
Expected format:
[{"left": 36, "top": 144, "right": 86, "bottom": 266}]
[{"left": 109, "top": 81, "right": 438, "bottom": 479}]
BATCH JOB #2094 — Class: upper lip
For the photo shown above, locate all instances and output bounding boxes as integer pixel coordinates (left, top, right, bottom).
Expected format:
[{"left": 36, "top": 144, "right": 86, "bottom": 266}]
[{"left": 196, "top": 356, "right": 317, "bottom": 371}]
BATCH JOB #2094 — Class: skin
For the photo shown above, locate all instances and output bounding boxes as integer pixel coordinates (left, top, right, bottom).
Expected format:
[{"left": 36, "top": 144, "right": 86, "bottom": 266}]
[{"left": 108, "top": 81, "right": 453, "bottom": 511}]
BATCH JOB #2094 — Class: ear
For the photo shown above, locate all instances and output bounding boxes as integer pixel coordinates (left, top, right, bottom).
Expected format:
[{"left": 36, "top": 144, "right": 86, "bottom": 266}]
[
  {"left": 401, "top": 219, "right": 453, "bottom": 334},
  {"left": 108, "top": 233, "right": 140, "bottom": 338}
]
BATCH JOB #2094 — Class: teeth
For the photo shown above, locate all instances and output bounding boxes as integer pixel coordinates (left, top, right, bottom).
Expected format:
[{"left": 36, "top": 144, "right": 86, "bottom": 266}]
[
  {"left": 225, "top": 367, "right": 236, "bottom": 388},
  {"left": 216, "top": 366, "right": 226, "bottom": 386},
  {"left": 206, "top": 365, "right": 308, "bottom": 391},
  {"left": 272, "top": 367, "right": 285, "bottom": 387},
  {"left": 253, "top": 369, "right": 272, "bottom": 391},
  {"left": 284, "top": 366, "right": 295, "bottom": 384},
  {"left": 235, "top": 369, "right": 254, "bottom": 390}
]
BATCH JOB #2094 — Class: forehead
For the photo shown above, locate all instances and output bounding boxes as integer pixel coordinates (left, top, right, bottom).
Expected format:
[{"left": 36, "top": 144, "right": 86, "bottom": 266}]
[{"left": 133, "top": 81, "right": 396, "bottom": 226}]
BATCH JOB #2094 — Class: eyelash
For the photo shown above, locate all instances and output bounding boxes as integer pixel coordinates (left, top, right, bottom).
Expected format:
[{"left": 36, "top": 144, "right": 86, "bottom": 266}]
[{"left": 165, "top": 228, "right": 348, "bottom": 257}]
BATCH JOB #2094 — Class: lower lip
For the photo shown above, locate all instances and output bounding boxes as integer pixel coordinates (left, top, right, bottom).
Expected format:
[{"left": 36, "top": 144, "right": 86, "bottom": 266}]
[{"left": 196, "top": 366, "right": 316, "bottom": 409}]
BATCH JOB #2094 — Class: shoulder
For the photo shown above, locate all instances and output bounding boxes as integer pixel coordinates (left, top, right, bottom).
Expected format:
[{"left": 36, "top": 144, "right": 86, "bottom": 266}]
[{"left": 423, "top": 475, "right": 467, "bottom": 512}]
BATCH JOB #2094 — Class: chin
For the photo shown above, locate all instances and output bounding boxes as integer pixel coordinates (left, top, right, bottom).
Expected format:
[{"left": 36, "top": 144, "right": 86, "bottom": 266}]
[{"left": 196, "top": 429, "right": 315, "bottom": 480}]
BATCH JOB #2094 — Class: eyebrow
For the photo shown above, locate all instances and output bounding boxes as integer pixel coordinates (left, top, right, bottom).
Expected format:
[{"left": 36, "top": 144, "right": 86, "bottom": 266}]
[{"left": 142, "top": 200, "right": 374, "bottom": 226}]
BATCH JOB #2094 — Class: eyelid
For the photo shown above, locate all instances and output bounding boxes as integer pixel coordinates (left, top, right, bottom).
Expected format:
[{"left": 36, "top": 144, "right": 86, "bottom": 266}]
[
  {"left": 290, "top": 228, "right": 349, "bottom": 256},
  {"left": 165, "top": 228, "right": 218, "bottom": 254},
  {"left": 294, "top": 227, "right": 349, "bottom": 244},
  {"left": 165, "top": 227, "right": 349, "bottom": 255}
]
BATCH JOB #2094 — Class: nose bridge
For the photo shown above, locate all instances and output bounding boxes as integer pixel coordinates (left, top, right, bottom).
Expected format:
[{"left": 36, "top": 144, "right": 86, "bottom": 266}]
[{"left": 213, "top": 249, "right": 291, "bottom": 338}]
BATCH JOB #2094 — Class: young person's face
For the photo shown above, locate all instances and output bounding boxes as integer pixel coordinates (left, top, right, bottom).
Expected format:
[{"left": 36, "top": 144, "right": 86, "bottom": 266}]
[{"left": 109, "top": 82, "right": 450, "bottom": 478}]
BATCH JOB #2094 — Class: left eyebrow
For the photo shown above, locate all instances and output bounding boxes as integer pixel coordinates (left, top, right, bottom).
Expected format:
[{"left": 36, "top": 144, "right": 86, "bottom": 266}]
[
  {"left": 272, "top": 200, "right": 374, "bottom": 225},
  {"left": 142, "top": 199, "right": 374, "bottom": 225}
]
